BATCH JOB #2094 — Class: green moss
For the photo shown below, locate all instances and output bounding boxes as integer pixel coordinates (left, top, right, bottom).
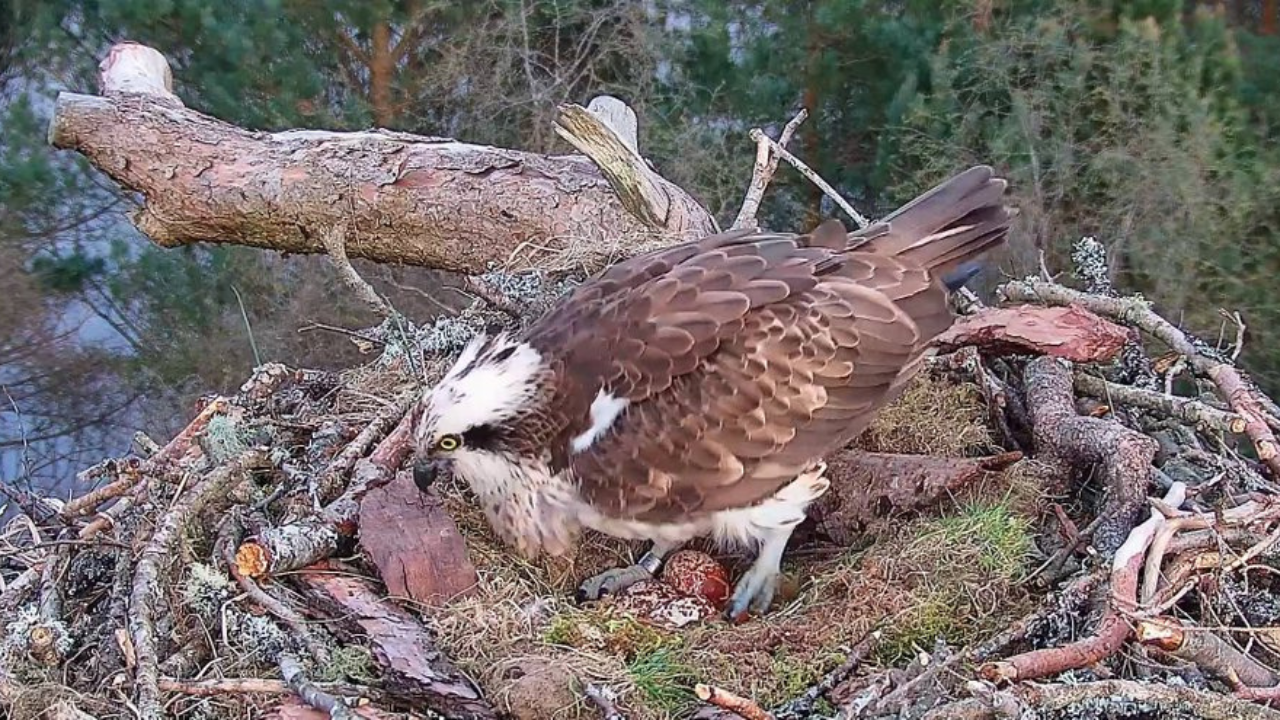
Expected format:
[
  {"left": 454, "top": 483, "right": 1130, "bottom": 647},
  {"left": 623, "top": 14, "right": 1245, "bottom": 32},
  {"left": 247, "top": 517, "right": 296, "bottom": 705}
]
[
  {"left": 626, "top": 647, "right": 697, "bottom": 715},
  {"left": 542, "top": 610, "right": 680, "bottom": 661},
  {"left": 314, "top": 645, "right": 376, "bottom": 683},
  {"left": 912, "top": 500, "right": 1034, "bottom": 581},
  {"left": 764, "top": 649, "right": 847, "bottom": 706},
  {"left": 874, "top": 590, "right": 963, "bottom": 665},
  {"left": 871, "top": 498, "right": 1036, "bottom": 665}
]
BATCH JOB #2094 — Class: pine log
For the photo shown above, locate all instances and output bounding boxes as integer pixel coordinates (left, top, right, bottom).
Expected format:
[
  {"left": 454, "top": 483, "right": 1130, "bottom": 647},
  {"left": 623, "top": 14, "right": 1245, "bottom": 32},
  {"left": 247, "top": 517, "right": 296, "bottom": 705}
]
[
  {"left": 806, "top": 449, "right": 1024, "bottom": 545},
  {"left": 48, "top": 43, "right": 715, "bottom": 276}
]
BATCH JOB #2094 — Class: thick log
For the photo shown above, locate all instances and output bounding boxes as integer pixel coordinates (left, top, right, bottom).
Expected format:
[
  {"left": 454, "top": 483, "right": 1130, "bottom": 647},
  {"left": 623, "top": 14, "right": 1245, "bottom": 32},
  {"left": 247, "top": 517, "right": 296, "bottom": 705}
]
[
  {"left": 48, "top": 43, "right": 715, "bottom": 276},
  {"left": 1023, "top": 356, "right": 1158, "bottom": 555},
  {"left": 806, "top": 449, "right": 1024, "bottom": 545},
  {"left": 933, "top": 304, "right": 1130, "bottom": 364}
]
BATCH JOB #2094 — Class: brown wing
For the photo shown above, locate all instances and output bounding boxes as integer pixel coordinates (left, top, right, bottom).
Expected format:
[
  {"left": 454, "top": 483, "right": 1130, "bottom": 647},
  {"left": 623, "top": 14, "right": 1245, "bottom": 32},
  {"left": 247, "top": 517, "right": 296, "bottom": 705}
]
[{"left": 524, "top": 165, "right": 1014, "bottom": 522}]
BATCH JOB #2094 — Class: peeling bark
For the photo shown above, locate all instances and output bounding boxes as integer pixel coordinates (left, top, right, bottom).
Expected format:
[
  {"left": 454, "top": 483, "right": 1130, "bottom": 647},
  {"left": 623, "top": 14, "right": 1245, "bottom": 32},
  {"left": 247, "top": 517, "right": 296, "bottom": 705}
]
[
  {"left": 296, "top": 562, "right": 498, "bottom": 719},
  {"left": 933, "top": 304, "right": 1130, "bottom": 364},
  {"left": 358, "top": 470, "right": 479, "bottom": 606},
  {"left": 48, "top": 43, "right": 715, "bottom": 276}
]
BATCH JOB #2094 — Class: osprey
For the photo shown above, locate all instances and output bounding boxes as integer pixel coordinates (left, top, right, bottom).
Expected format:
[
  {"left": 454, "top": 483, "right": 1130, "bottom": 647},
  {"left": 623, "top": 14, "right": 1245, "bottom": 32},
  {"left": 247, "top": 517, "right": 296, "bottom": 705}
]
[{"left": 411, "top": 165, "right": 1014, "bottom": 619}]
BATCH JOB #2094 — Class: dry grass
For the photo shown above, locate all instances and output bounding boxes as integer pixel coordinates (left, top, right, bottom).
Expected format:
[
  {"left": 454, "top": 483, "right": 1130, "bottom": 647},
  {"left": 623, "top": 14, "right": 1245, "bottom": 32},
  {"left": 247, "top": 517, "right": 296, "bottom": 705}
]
[{"left": 857, "top": 372, "right": 997, "bottom": 457}]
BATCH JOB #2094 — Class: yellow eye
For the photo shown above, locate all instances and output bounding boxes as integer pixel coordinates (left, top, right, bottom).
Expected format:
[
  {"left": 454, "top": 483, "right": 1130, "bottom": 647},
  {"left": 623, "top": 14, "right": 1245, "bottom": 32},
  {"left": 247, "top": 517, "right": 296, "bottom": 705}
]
[{"left": 436, "top": 434, "right": 461, "bottom": 452}]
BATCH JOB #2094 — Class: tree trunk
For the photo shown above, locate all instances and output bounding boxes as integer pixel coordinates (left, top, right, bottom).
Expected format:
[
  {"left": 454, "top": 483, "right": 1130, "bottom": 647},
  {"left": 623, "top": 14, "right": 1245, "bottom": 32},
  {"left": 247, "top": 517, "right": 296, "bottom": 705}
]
[
  {"left": 48, "top": 44, "right": 716, "bottom": 276},
  {"left": 369, "top": 22, "right": 396, "bottom": 126}
]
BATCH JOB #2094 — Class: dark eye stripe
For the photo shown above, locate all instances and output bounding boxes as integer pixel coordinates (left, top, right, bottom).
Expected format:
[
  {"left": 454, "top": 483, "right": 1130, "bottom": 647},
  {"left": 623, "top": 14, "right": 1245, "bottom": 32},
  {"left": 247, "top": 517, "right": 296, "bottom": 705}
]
[{"left": 462, "top": 423, "right": 506, "bottom": 449}]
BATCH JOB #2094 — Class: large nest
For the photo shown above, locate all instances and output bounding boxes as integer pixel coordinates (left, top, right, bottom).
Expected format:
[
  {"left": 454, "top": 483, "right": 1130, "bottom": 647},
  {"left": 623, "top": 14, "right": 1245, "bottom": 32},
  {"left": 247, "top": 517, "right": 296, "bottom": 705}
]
[{"left": 4, "top": 241, "right": 1280, "bottom": 720}]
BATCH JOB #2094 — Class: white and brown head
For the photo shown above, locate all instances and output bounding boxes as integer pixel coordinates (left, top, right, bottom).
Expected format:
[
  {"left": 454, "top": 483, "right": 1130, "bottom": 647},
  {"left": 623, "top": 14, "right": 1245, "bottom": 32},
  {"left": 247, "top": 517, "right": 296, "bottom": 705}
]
[{"left": 410, "top": 330, "right": 549, "bottom": 494}]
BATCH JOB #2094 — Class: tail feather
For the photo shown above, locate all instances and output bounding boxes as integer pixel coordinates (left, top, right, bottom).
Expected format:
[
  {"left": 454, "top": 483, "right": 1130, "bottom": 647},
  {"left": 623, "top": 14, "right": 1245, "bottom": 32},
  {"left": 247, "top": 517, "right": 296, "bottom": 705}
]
[{"left": 854, "top": 165, "right": 1015, "bottom": 282}]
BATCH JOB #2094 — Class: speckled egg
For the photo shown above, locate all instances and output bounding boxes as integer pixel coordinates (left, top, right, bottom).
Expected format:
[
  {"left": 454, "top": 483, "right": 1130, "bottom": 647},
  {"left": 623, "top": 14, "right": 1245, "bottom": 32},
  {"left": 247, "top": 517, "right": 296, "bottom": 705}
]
[
  {"left": 659, "top": 550, "right": 732, "bottom": 609},
  {"left": 614, "top": 580, "right": 717, "bottom": 629}
]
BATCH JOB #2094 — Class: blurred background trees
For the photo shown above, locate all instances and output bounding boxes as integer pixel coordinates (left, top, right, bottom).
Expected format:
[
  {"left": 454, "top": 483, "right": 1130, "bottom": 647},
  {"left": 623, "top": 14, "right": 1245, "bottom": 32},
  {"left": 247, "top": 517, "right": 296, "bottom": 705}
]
[{"left": 1, "top": 0, "right": 1278, "bottom": 502}]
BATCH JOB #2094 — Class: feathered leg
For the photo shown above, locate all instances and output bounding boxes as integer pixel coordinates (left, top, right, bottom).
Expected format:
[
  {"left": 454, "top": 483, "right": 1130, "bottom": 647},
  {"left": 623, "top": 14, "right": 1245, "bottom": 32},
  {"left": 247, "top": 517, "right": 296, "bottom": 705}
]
[{"left": 726, "top": 460, "right": 829, "bottom": 620}]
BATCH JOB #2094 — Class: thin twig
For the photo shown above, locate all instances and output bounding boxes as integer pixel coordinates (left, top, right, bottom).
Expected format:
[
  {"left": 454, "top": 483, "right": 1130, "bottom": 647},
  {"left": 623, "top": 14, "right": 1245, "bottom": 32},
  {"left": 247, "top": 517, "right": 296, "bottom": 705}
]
[
  {"left": 279, "top": 652, "right": 356, "bottom": 719},
  {"left": 732, "top": 109, "right": 808, "bottom": 230},
  {"left": 748, "top": 128, "right": 870, "bottom": 228},
  {"left": 695, "top": 683, "right": 774, "bottom": 720}
]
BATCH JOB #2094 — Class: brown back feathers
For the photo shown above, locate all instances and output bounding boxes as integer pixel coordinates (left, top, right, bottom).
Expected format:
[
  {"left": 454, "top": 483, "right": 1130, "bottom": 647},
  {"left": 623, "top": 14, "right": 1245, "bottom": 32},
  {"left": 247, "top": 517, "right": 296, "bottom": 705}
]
[{"left": 519, "top": 165, "right": 1015, "bottom": 522}]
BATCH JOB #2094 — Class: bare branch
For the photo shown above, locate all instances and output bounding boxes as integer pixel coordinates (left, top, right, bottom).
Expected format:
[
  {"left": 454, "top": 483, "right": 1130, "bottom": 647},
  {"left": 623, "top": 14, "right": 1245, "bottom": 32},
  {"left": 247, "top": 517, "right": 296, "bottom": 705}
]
[
  {"left": 732, "top": 109, "right": 808, "bottom": 231},
  {"left": 747, "top": 127, "right": 870, "bottom": 228}
]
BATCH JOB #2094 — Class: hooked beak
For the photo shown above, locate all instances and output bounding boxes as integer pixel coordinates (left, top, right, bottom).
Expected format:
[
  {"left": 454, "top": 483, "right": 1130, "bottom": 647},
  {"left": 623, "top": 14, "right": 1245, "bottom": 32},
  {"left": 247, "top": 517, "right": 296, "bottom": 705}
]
[{"left": 412, "top": 457, "right": 450, "bottom": 493}]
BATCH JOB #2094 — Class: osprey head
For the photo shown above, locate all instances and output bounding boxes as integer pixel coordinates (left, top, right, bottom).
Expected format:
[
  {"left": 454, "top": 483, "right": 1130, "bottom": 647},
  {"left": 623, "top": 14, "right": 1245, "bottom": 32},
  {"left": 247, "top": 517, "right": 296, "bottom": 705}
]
[{"left": 411, "top": 330, "right": 547, "bottom": 492}]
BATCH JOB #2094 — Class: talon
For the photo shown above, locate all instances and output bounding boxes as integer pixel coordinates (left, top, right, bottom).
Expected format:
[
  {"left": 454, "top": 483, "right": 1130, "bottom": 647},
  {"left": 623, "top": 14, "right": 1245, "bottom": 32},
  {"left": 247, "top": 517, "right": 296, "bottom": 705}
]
[
  {"left": 576, "top": 563, "right": 653, "bottom": 604},
  {"left": 725, "top": 567, "right": 780, "bottom": 622}
]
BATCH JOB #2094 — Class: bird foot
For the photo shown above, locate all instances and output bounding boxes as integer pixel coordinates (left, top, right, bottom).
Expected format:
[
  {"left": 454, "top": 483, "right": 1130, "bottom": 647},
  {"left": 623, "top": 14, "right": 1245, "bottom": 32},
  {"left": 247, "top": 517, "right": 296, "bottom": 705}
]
[
  {"left": 575, "top": 563, "right": 653, "bottom": 603},
  {"left": 725, "top": 564, "right": 780, "bottom": 622}
]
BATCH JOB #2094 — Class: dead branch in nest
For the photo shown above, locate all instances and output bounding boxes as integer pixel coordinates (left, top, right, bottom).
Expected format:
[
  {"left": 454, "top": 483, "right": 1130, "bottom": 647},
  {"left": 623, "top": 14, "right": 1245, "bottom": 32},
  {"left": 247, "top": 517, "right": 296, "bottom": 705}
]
[
  {"left": 219, "top": 520, "right": 333, "bottom": 665},
  {"left": 295, "top": 561, "right": 497, "bottom": 719},
  {"left": 695, "top": 683, "right": 774, "bottom": 720},
  {"left": 310, "top": 392, "right": 416, "bottom": 506},
  {"left": 929, "top": 679, "right": 1280, "bottom": 719},
  {"left": 279, "top": 653, "right": 357, "bottom": 719},
  {"left": 235, "top": 413, "right": 413, "bottom": 580},
  {"left": 1002, "top": 277, "right": 1280, "bottom": 479},
  {"left": 1075, "top": 371, "right": 1247, "bottom": 434},
  {"left": 75, "top": 395, "right": 230, "bottom": 542},
  {"left": 808, "top": 449, "right": 1024, "bottom": 545},
  {"left": 979, "top": 483, "right": 1187, "bottom": 683},
  {"left": 1023, "top": 355, "right": 1159, "bottom": 555},
  {"left": 1020, "top": 679, "right": 1280, "bottom": 719},
  {"left": 158, "top": 675, "right": 367, "bottom": 698},
  {"left": 731, "top": 108, "right": 809, "bottom": 231},
  {"left": 130, "top": 449, "right": 272, "bottom": 719},
  {"left": 1137, "top": 616, "right": 1279, "bottom": 689}
]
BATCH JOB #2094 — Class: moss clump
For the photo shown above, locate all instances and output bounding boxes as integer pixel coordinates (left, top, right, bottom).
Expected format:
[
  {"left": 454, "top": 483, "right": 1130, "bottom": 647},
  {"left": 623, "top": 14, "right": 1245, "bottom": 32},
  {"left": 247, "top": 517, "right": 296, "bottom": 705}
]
[
  {"left": 315, "top": 644, "right": 377, "bottom": 683},
  {"left": 765, "top": 648, "right": 848, "bottom": 706},
  {"left": 626, "top": 646, "right": 697, "bottom": 715},
  {"left": 911, "top": 501, "right": 1033, "bottom": 581},
  {"left": 867, "top": 498, "right": 1037, "bottom": 665},
  {"left": 543, "top": 609, "right": 681, "bottom": 661}
]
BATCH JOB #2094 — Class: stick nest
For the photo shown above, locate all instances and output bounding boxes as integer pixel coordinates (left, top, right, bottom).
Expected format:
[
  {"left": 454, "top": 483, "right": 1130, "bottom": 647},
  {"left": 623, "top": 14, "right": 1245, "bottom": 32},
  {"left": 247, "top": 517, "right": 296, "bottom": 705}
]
[{"left": 5, "top": 242, "right": 1280, "bottom": 720}]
